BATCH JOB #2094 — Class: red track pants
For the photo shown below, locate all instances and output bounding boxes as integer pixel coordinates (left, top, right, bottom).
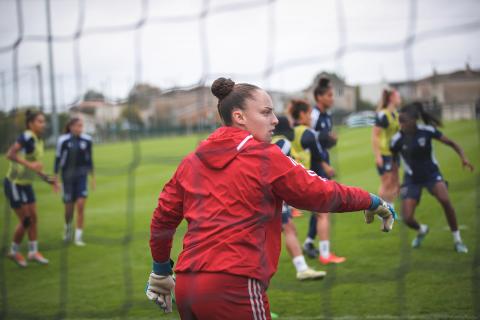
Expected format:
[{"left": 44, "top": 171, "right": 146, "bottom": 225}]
[{"left": 175, "top": 272, "right": 271, "bottom": 320}]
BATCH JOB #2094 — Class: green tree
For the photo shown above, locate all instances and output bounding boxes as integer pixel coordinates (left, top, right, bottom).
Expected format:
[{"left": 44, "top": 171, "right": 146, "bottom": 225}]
[
  {"left": 83, "top": 89, "right": 105, "bottom": 102},
  {"left": 0, "top": 107, "right": 41, "bottom": 151},
  {"left": 0, "top": 110, "right": 17, "bottom": 151},
  {"left": 128, "top": 83, "right": 161, "bottom": 110},
  {"left": 120, "top": 105, "right": 144, "bottom": 130}
]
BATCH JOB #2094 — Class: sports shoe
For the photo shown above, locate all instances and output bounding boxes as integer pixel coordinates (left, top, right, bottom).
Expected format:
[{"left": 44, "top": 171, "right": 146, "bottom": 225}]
[
  {"left": 28, "top": 252, "right": 49, "bottom": 264},
  {"left": 454, "top": 242, "right": 468, "bottom": 253},
  {"left": 291, "top": 208, "right": 303, "bottom": 218},
  {"left": 296, "top": 267, "right": 326, "bottom": 280},
  {"left": 411, "top": 226, "right": 429, "bottom": 248},
  {"left": 74, "top": 240, "right": 86, "bottom": 247},
  {"left": 7, "top": 252, "right": 27, "bottom": 267},
  {"left": 319, "top": 253, "right": 346, "bottom": 265},
  {"left": 302, "top": 242, "right": 319, "bottom": 258}
]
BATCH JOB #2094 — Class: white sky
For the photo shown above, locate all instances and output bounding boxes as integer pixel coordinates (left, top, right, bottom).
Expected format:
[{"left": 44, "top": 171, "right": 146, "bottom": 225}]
[{"left": 0, "top": 0, "right": 479, "bottom": 111}]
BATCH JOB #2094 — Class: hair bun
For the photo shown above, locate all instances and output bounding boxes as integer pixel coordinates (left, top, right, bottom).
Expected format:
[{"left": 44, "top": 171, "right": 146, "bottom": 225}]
[
  {"left": 319, "top": 77, "right": 330, "bottom": 88},
  {"left": 211, "top": 77, "right": 235, "bottom": 100}
]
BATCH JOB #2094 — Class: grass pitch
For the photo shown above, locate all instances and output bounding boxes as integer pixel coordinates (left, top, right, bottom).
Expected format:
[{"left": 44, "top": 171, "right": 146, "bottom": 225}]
[{"left": 0, "top": 120, "right": 478, "bottom": 319}]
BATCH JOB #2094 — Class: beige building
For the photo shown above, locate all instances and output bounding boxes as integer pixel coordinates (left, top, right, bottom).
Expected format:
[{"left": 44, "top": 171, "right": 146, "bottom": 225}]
[
  {"left": 359, "top": 80, "right": 389, "bottom": 105},
  {"left": 153, "top": 86, "right": 294, "bottom": 128},
  {"left": 152, "top": 86, "right": 218, "bottom": 129},
  {"left": 391, "top": 65, "right": 480, "bottom": 120},
  {"left": 70, "top": 100, "right": 123, "bottom": 135},
  {"left": 70, "top": 75, "right": 362, "bottom": 136}
]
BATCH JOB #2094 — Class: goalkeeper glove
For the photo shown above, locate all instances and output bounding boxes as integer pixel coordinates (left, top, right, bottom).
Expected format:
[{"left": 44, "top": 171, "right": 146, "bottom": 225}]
[
  {"left": 364, "top": 193, "right": 397, "bottom": 232},
  {"left": 145, "top": 260, "right": 175, "bottom": 313}
]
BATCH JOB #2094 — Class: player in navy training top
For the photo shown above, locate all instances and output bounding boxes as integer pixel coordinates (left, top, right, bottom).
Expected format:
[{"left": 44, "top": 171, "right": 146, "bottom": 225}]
[
  {"left": 390, "top": 102, "right": 474, "bottom": 253},
  {"left": 303, "top": 78, "right": 345, "bottom": 265},
  {"left": 54, "top": 117, "right": 95, "bottom": 246},
  {"left": 271, "top": 116, "right": 325, "bottom": 281}
]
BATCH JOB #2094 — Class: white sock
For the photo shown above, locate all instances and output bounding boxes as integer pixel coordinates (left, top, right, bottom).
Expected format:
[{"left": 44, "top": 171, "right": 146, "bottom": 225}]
[
  {"left": 292, "top": 255, "right": 308, "bottom": 273},
  {"left": 319, "top": 240, "right": 330, "bottom": 258},
  {"left": 419, "top": 224, "right": 428, "bottom": 234},
  {"left": 304, "top": 237, "right": 314, "bottom": 245},
  {"left": 75, "top": 229, "right": 83, "bottom": 242},
  {"left": 28, "top": 241, "right": 38, "bottom": 253},
  {"left": 452, "top": 230, "right": 462, "bottom": 243},
  {"left": 11, "top": 242, "right": 20, "bottom": 254}
]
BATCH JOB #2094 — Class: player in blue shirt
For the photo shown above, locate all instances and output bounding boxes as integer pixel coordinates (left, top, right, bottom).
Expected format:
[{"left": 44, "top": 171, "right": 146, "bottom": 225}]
[
  {"left": 54, "top": 117, "right": 95, "bottom": 246},
  {"left": 303, "top": 78, "right": 345, "bottom": 265},
  {"left": 390, "top": 102, "right": 474, "bottom": 253},
  {"left": 311, "top": 79, "right": 337, "bottom": 152},
  {"left": 271, "top": 116, "right": 326, "bottom": 281}
]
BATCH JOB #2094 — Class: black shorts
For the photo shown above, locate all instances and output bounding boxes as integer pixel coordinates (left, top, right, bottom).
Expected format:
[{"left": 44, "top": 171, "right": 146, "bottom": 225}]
[
  {"left": 400, "top": 172, "right": 445, "bottom": 203},
  {"left": 281, "top": 203, "right": 292, "bottom": 225},
  {"left": 62, "top": 175, "right": 88, "bottom": 203},
  {"left": 3, "top": 178, "right": 35, "bottom": 209},
  {"left": 376, "top": 155, "right": 400, "bottom": 175}
]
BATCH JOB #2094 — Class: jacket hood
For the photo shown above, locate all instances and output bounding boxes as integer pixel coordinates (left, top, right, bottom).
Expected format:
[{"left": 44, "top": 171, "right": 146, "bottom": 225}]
[{"left": 196, "top": 126, "right": 253, "bottom": 170}]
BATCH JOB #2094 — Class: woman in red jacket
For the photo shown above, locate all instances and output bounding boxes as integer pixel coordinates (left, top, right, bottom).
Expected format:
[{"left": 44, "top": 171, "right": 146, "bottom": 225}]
[{"left": 146, "top": 77, "right": 395, "bottom": 320}]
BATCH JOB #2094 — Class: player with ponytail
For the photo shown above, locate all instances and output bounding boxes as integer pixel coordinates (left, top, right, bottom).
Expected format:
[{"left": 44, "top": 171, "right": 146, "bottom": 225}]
[
  {"left": 303, "top": 77, "right": 346, "bottom": 265},
  {"left": 372, "top": 88, "right": 401, "bottom": 207},
  {"left": 391, "top": 102, "right": 473, "bottom": 252},
  {"left": 4, "top": 109, "right": 56, "bottom": 267}
]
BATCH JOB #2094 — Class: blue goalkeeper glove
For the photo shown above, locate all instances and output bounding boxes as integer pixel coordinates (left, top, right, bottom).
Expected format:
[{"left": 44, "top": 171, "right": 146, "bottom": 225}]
[
  {"left": 364, "top": 194, "right": 397, "bottom": 232},
  {"left": 145, "top": 260, "right": 175, "bottom": 313}
]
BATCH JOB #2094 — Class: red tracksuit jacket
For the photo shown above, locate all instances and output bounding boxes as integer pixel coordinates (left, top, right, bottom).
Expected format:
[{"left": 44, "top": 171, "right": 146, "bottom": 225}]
[{"left": 150, "top": 126, "right": 371, "bottom": 285}]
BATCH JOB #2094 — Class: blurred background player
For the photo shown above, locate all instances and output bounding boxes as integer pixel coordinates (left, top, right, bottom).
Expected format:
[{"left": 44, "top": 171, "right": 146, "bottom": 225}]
[
  {"left": 302, "top": 78, "right": 345, "bottom": 265},
  {"left": 391, "top": 102, "right": 474, "bottom": 252},
  {"left": 4, "top": 110, "right": 55, "bottom": 266},
  {"left": 272, "top": 115, "right": 326, "bottom": 281},
  {"left": 54, "top": 117, "right": 95, "bottom": 246},
  {"left": 372, "top": 88, "right": 401, "bottom": 207}
]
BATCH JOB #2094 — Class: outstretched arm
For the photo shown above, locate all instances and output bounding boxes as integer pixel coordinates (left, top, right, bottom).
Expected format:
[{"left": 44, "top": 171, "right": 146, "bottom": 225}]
[
  {"left": 269, "top": 152, "right": 396, "bottom": 231},
  {"left": 269, "top": 149, "right": 371, "bottom": 213},
  {"left": 438, "top": 135, "right": 474, "bottom": 171}
]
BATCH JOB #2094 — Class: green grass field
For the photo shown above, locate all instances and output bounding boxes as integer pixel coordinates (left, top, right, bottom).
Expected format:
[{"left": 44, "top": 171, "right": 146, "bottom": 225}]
[{"left": 1, "top": 120, "right": 479, "bottom": 319}]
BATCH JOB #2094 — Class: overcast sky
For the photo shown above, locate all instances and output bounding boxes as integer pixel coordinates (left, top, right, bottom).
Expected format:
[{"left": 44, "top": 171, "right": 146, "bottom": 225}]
[{"left": 1, "top": 0, "right": 479, "bottom": 111}]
